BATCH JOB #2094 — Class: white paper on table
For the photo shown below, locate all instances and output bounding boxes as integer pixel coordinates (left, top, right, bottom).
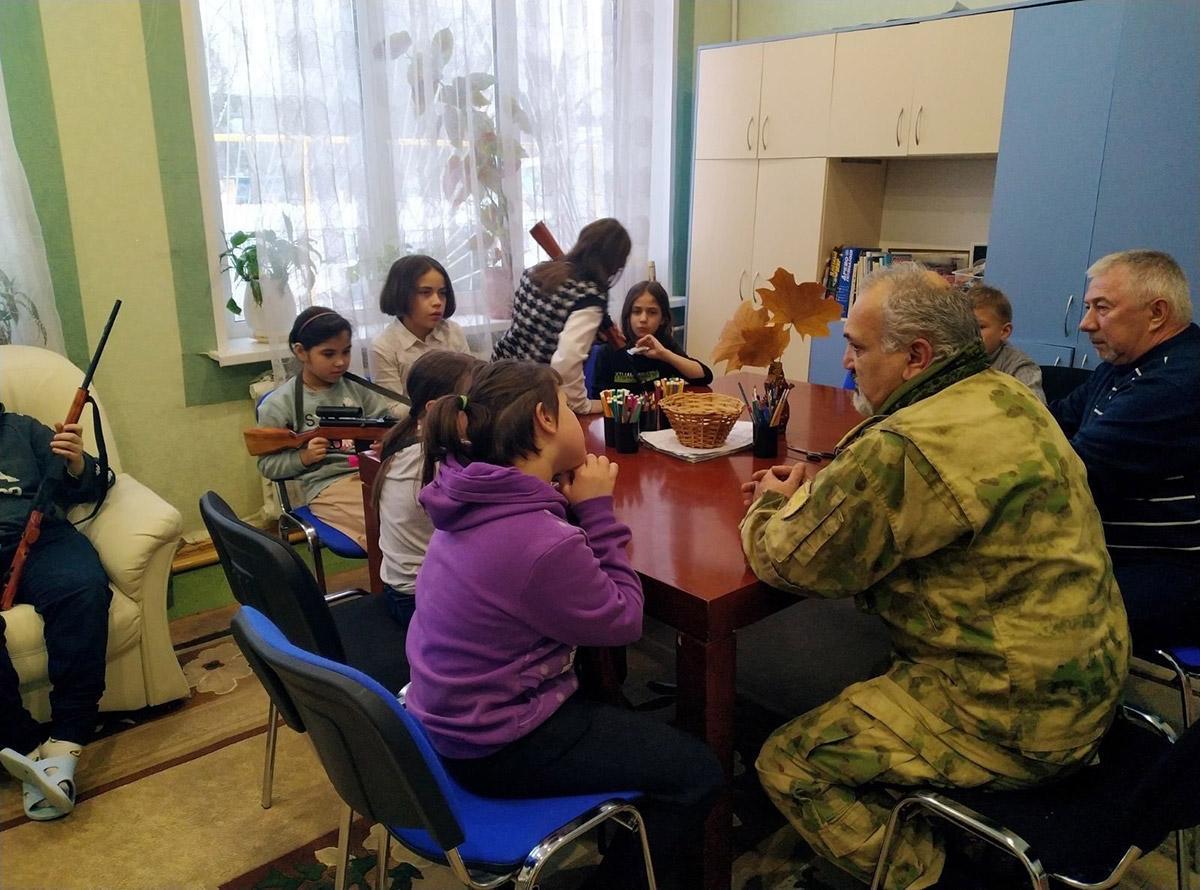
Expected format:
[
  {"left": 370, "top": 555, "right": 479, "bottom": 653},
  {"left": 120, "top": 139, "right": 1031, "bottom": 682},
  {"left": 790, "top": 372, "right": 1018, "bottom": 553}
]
[{"left": 639, "top": 421, "right": 753, "bottom": 462}]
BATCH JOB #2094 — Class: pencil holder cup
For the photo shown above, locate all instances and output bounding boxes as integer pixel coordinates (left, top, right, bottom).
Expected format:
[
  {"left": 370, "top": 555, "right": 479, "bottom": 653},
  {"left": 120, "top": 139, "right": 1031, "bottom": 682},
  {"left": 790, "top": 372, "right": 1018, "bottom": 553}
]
[
  {"left": 603, "top": 416, "right": 616, "bottom": 448},
  {"left": 615, "top": 421, "right": 640, "bottom": 454},
  {"left": 639, "top": 407, "right": 664, "bottom": 432},
  {"left": 752, "top": 423, "right": 782, "bottom": 459}
]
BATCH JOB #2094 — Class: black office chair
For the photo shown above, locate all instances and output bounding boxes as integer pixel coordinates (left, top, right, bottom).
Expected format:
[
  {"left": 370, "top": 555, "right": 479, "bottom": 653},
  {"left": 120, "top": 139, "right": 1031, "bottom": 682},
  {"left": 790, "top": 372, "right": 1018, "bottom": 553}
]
[
  {"left": 870, "top": 706, "right": 1200, "bottom": 890},
  {"left": 199, "top": 491, "right": 410, "bottom": 809},
  {"left": 1039, "top": 364, "right": 1092, "bottom": 404},
  {"left": 232, "top": 606, "right": 657, "bottom": 890}
]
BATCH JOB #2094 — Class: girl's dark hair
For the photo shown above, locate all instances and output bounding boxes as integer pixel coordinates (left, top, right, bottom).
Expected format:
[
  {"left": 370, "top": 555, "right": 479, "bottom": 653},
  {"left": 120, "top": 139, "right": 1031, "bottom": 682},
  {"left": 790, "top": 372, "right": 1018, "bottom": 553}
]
[
  {"left": 289, "top": 306, "right": 352, "bottom": 349},
  {"left": 379, "top": 255, "right": 457, "bottom": 320},
  {"left": 529, "top": 218, "right": 631, "bottom": 296},
  {"left": 371, "top": 349, "right": 484, "bottom": 510},
  {"left": 422, "top": 359, "right": 562, "bottom": 484},
  {"left": 620, "top": 280, "right": 676, "bottom": 349}
]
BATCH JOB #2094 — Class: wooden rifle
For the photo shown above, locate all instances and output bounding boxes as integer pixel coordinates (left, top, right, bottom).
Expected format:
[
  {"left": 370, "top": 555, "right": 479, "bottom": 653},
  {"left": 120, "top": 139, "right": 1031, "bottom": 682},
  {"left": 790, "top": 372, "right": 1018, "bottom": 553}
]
[
  {"left": 243, "top": 417, "right": 396, "bottom": 456},
  {"left": 528, "top": 220, "right": 627, "bottom": 349},
  {"left": 3, "top": 300, "right": 121, "bottom": 611}
]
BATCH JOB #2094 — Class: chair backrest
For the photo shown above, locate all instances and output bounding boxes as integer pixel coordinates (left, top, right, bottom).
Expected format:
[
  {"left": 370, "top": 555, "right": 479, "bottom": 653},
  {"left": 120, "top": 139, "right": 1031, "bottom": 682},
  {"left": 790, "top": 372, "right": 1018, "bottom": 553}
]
[
  {"left": 198, "top": 490, "right": 347, "bottom": 662},
  {"left": 231, "top": 606, "right": 307, "bottom": 734},
  {"left": 0, "top": 344, "right": 123, "bottom": 472},
  {"left": 1122, "top": 713, "right": 1200, "bottom": 853},
  {"left": 1039, "top": 364, "right": 1092, "bottom": 404},
  {"left": 231, "top": 606, "right": 466, "bottom": 851}
]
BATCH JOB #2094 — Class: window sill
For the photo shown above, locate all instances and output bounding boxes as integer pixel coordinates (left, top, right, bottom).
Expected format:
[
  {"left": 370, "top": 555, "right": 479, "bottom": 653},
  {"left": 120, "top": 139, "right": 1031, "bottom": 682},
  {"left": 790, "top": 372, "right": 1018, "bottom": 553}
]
[{"left": 205, "top": 338, "right": 274, "bottom": 367}]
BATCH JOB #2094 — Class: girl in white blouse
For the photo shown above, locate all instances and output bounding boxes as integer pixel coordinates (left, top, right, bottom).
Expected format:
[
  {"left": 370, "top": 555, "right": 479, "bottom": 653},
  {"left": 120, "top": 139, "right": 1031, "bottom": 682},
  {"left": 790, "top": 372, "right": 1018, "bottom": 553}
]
[{"left": 371, "top": 255, "right": 473, "bottom": 406}]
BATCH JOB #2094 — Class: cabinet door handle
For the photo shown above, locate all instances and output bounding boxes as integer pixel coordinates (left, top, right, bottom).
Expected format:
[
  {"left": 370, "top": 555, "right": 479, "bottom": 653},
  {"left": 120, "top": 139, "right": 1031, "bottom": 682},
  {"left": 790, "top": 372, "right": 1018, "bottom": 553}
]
[
  {"left": 751, "top": 271, "right": 761, "bottom": 299},
  {"left": 895, "top": 108, "right": 904, "bottom": 147},
  {"left": 746, "top": 116, "right": 755, "bottom": 152},
  {"left": 738, "top": 269, "right": 747, "bottom": 301},
  {"left": 1081, "top": 353, "right": 1090, "bottom": 369},
  {"left": 915, "top": 105, "right": 924, "bottom": 146},
  {"left": 1063, "top": 293, "right": 1075, "bottom": 337},
  {"left": 1053, "top": 356, "right": 1062, "bottom": 367},
  {"left": 761, "top": 115, "right": 770, "bottom": 151}
]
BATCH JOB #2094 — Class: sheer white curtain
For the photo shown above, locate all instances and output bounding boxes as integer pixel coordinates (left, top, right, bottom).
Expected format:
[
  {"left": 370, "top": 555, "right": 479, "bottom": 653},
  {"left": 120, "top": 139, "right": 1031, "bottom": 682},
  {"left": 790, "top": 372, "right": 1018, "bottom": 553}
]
[
  {"left": 0, "top": 59, "right": 65, "bottom": 353},
  {"left": 198, "top": 0, "right": 661, "bottom": 375}
]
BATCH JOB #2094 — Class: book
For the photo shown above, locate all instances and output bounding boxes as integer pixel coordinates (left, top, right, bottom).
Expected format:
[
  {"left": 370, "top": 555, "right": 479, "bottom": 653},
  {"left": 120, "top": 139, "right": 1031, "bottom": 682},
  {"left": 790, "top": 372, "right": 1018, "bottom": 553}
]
[{"left": 835, "top": 246, "right": 861, "bottom": 316}]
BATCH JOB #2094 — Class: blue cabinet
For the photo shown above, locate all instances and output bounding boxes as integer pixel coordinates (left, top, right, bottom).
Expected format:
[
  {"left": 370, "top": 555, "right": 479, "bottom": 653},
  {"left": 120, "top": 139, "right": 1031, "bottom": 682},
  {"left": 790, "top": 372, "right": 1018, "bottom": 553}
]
[
  {"left": 986, "top": 0, "right": 1124, "bottom": 349},
  {"left": 991, "top": 0, "right": 1200, "bottom": 370},
  {"left": 1081, "top": 0, "right": 1200, "bottom": 368}
]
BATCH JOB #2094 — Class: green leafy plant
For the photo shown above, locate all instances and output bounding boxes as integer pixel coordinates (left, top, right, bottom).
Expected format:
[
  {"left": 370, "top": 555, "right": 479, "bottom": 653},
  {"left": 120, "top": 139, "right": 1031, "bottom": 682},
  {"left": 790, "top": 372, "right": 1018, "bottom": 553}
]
[
  {"left": 386, "top": 27, "right": 533, "bottom": 270},
  {"left": 0, "top": 267, "right": 47, "bottom": 346},
  {"left": 219, "top": 216, "right": 321, "bottom": 315}
]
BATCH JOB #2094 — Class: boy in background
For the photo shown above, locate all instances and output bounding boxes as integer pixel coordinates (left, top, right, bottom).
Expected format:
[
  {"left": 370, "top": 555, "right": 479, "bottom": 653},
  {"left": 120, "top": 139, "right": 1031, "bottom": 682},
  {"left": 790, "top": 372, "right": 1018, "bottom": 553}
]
[{"left": 969, "top": 284, "right": 1046, "bottom": 402}]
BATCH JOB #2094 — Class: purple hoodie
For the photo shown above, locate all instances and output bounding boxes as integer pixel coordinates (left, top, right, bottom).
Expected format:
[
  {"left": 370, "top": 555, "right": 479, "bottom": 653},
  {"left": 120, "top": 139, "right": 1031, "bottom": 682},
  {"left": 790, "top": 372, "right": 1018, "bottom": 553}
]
[{"left": 405, "top": 457, "right": 644, "bottom": 759}]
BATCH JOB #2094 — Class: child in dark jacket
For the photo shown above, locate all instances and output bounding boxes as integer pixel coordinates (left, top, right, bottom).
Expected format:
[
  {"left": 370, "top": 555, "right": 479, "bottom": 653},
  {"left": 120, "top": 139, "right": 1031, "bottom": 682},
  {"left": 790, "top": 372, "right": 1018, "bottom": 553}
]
[
  {"left": 0, "top": 406, "right": 111, "bottom": 821},
  {"left": 590, "top": 280, "right": 713, "bottom": 397},
  {"left": 405, "top": 359, "right": 722, "bottom": 889}
]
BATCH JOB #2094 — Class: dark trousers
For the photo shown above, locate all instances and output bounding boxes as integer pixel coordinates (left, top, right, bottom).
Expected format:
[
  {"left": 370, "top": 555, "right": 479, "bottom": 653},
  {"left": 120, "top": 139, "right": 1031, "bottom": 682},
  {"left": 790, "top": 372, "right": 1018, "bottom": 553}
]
[
  {"left": 443, "top": 694, "right": 724, "bottom": 889},
  {"left": 0, "top": 522, "right": 111, "bottom": 752},
  {"left": 1113, "top": 556, "right": 1200, "bottom": 656}
]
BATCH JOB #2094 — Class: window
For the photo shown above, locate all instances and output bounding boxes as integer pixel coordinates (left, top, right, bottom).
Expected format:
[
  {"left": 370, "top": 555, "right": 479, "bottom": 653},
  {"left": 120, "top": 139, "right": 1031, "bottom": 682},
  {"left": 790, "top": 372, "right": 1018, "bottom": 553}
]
[{"left": 197, "top": 0, "right": 669, "bottom": 365}]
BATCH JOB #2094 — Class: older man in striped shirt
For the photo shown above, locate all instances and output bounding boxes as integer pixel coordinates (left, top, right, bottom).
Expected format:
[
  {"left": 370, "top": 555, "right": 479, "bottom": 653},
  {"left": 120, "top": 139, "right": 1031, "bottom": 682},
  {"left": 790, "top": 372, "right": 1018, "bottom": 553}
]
[{"left": 1052, "top": 249, "right": 1200, "bottom": 652}]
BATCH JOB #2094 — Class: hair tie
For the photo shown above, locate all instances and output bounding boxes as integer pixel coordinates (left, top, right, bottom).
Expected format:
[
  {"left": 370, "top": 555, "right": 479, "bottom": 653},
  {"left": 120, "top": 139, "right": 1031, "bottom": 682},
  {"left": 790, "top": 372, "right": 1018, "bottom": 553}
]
[{"left": 458, "top": 394, "right": 469, "bottom": 410}]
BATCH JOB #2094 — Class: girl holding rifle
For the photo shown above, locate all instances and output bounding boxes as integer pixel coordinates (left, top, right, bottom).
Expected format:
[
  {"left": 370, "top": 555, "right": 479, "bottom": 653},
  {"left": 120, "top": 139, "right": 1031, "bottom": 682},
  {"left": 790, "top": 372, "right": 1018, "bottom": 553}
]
[{"left": 0, "top": 408, "right": 110, "bottom": 821}]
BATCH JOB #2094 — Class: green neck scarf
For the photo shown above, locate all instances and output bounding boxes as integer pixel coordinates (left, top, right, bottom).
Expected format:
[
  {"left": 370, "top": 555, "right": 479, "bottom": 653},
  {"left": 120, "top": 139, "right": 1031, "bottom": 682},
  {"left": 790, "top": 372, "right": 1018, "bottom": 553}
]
[{"left": 876, "top": 341, "right": 990, "bottom": 417}]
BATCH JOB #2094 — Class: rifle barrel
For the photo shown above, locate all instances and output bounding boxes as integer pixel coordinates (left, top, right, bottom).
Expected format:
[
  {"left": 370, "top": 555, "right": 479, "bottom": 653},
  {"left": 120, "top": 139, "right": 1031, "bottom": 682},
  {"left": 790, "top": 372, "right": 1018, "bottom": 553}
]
[{"left": 81, "top": 300, "right": 122, "bottom": 391}]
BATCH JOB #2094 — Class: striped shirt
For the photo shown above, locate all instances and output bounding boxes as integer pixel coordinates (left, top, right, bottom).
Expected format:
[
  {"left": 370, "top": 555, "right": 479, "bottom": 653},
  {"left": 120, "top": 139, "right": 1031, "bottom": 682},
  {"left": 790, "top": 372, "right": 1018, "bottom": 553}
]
[{"left": 1051, "top": 324, "right": 1200, "bottom": 561}]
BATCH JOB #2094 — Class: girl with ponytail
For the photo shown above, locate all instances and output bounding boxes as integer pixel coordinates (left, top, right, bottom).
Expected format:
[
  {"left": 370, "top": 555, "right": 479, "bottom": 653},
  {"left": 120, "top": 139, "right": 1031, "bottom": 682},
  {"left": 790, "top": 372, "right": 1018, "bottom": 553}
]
[{"left": 405, "top": 359, "right": 722, "bottom": 890}]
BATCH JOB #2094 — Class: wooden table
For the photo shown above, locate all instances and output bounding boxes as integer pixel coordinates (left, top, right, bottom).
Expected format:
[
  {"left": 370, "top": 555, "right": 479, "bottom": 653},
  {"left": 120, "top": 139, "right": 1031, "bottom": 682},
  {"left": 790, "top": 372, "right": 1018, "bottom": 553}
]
[{"left": 359, "top": 373, "right": 862, "bottom": 889}]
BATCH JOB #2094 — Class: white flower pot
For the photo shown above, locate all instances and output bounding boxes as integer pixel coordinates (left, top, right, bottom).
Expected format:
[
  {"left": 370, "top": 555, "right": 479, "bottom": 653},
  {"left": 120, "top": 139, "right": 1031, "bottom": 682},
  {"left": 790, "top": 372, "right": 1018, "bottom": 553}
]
[{"left": 242, "top": 279, "right": 292, "bottom": 343}]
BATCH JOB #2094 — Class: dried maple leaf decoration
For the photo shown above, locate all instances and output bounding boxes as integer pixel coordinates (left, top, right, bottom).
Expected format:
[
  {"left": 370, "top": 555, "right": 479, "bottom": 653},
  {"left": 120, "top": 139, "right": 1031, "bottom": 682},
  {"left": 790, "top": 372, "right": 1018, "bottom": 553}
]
[{"left": 711, "top": 267, "right": 840, "bottom": 371}]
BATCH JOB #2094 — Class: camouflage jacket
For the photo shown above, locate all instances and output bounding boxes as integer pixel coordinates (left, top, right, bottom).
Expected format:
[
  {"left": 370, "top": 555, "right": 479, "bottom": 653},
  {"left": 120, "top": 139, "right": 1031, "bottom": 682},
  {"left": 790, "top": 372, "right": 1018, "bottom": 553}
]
[{"left": 740, "top": 368, "right": 1129, "bottom": 752}]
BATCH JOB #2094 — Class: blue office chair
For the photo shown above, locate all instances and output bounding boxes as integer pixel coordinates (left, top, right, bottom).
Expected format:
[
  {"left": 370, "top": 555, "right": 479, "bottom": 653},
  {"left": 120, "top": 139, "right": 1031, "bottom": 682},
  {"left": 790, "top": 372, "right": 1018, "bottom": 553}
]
[
  {"left": 870, "top": 706, "right": 1200, "bottom": 890},
  {"left": 231, "top": 606, "right": 658, "bottom": 890},
  {"left": 254, "top": 390, "right": 366, "bottom": 592}
]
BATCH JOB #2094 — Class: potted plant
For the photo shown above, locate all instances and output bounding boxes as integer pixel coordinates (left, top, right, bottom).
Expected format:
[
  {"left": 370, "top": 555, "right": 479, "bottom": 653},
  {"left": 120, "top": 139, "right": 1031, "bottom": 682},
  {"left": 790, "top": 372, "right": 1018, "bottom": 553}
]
[
  {"left": 0, "top": 267, "right": 47, "bottom": 346},
  {"left": 220, "top": 217, "right": 321, "bottom": 341},
  {"left": 386, "top": 27, "right": 532, "bottom": 316}
]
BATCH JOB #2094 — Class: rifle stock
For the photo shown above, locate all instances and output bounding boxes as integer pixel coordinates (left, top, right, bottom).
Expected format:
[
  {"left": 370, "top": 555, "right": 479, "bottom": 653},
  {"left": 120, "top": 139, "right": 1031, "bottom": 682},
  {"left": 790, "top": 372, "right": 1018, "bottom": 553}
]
[
  {"left": 2, "top": 300, "right": 121, "bottom": 611},
  {"left": 244, "top": 422, "right": 394, "bottom": 456}
]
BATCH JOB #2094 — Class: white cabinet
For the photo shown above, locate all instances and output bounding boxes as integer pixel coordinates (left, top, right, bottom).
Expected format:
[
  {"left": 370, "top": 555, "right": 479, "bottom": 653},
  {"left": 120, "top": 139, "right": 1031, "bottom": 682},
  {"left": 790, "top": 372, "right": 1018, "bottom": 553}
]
[
  {"left": 908, "top": 12, "right": 1012, "bottom": 155},
  {"left": 695, "top": 44, "right": 763, "bottom": 160},
  {"left": 686, "top": 159, "right": 831, "bottom": 376},
  {"left": 695, "top": 35, "right": 834, "bottom": 160},
  {"left": 828, "top": 11, "right": 1012, "bottom": 158},
  {"left": 759, "top": 35, "right": 835, "bottom": 159},
  {"left": 751, "top": 159, "right": 830, "bottom": 373},
  {"left": 685, "top": 160, "right": 759, "bottom": 365},
  {"left": 828, "top": 25, "right": 919, "bottom": 157}
]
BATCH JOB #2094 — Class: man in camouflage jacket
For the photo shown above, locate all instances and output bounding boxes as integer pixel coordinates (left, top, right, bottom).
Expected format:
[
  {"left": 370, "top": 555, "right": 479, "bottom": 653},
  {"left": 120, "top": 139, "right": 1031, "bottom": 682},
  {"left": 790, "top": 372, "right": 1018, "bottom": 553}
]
[{"left": 740, "top": 267, "right": 1129, "bottom": 889}]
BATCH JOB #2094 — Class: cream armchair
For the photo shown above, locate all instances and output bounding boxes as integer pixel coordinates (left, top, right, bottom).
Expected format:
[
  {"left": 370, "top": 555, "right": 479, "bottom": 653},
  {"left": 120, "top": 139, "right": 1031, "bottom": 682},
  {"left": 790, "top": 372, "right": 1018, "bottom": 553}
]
[{"left": 0, "top": 344, "right": 189, "bottom": 721}]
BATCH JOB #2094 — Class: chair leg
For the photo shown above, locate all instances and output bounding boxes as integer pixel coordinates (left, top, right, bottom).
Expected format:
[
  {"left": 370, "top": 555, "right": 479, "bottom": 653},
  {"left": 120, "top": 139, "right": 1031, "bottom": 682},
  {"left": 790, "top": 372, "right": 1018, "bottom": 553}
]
[
  {"left": 334, "top": 803, "right": 353, "bottom": 890},
  {"left": 871, "top": 795, "right": 1050, "bottom": 890},
  {"left": 307, "top": 529, "right": 328, "bottom": 593},
  {"left": 261, "top": 701, "right": 279, "bottom": 809},
  {"left": 1157, "top": 650, "right": 1198, "bottom": 889},
  {"left": 631, "top": 810, "right": 658, "bottom": 890},
  {"left": 376, "top": 827, "right": 391, "bottom": 890}
]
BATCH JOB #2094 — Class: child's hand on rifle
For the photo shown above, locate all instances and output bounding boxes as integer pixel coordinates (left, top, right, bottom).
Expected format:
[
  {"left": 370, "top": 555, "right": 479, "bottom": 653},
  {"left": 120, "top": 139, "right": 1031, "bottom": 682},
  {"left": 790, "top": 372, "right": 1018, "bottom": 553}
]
[
  {"left": 300, "top": 436, "right": 330, "bottom": 466},
  {"left": 51, "top": 422, "right": 86, "bottom": 478}
]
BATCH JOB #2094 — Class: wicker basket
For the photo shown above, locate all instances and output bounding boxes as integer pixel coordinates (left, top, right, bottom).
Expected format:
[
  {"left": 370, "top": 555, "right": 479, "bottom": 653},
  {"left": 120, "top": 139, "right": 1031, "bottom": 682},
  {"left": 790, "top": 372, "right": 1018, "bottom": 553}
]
[{"left": 660, "top": 392, "right": 744, "bottom": 448}]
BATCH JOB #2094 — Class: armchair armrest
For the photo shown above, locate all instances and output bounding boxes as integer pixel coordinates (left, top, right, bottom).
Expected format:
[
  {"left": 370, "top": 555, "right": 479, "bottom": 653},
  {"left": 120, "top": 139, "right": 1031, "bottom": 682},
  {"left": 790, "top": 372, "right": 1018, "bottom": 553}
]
[{"left": 71, "top": 473, "right": 182, "bottom": 603}]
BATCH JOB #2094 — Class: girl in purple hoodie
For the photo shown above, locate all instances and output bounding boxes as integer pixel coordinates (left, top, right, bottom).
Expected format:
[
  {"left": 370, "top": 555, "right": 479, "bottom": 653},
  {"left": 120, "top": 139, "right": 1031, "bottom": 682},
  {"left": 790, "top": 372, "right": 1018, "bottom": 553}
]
[{"left": 405, "top": 359, "right": 722, "bottom": 889}]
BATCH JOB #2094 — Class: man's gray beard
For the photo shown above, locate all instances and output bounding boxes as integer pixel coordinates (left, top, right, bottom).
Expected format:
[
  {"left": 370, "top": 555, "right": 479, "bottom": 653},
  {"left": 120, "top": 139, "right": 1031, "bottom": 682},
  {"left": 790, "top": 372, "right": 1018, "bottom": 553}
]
[{"left": 852, "top": 388, "right": 875, "bottom": 416}]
